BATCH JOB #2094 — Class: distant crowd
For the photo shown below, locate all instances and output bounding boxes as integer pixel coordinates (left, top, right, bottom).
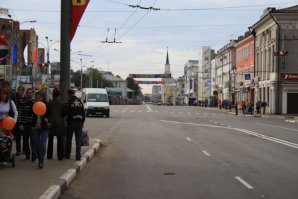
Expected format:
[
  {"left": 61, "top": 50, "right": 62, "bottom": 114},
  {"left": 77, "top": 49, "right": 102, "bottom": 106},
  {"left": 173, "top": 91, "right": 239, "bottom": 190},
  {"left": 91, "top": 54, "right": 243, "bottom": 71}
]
[{"left": 0, "top": 80, "right": 86, "bottom": 169}]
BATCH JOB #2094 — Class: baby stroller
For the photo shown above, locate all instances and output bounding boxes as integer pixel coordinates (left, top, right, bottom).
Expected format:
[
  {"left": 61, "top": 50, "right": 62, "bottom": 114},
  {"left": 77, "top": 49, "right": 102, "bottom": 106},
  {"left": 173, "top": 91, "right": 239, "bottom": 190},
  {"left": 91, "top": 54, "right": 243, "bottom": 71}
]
[{"left": 0, "top": 135, "right": 15, "bottom": 167}]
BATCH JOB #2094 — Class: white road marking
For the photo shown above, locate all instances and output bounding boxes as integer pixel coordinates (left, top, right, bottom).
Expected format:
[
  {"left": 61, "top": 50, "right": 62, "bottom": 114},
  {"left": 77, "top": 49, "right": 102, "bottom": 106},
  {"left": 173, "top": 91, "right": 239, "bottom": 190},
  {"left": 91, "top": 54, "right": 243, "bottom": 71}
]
[
  {"left": 121, "top": 106, "right": 130, "bottom": 112},
  {"left": 186, "top": 137, "right": 192, "bottom": 142},
  {"left": 256, "top": 123, "right": 298, "bottom": 132},
  {"left": 202, "top": 150, "right": 211, "bottom": 156},
  {"left": 146, "top": 104, "right": 153, "bottom": 112},
  {"left": 159, "top": 120, "right": 298, "bottom": 149},
  {"left": 235, "top": 176, "right": 254, "bottom": 189}
]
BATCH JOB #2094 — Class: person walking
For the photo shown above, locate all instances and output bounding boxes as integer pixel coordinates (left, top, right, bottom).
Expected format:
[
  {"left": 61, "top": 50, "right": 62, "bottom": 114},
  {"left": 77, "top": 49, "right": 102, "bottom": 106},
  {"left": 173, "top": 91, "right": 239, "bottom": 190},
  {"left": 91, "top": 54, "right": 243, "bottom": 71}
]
[
  {"left": 0, "top": 89, "right": 18, "bottom": 165},
  {"left": 14, "top": 85, "right": 25, "bottom": 156},
  {"left": 256, "top": 101, "right": 261, "bottom": 114},
  {"left": 30, "top": 91, "right": 51, "bottom": 169},
  {"left": 261, "top": 101, "right": 267, "bottom": 114},
  {"left": 18, "top": 88, "right": 35, "bottom": 160},
  {"left": 235, "top": 102, "right": 238, "bottom": 115},
  {"left": 1, "top": 80, "right": 16, "bottom": 103},
  {"left": 0, "top": 89, "right": 18, "bottom": 132},
  {"left": 47, "top": 88, "right": 66, "bottom": 160},
  {"left": 65, "top": 89, "right": 85, "bottom": 161}
]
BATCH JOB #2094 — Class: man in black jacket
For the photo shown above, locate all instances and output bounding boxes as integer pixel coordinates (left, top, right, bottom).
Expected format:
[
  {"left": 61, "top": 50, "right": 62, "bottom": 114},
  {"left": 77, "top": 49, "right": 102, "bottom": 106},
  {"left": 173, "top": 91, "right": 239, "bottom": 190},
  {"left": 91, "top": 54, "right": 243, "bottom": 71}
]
[{"left": 65, "top": 89, "right": 85, "bottom": 160}]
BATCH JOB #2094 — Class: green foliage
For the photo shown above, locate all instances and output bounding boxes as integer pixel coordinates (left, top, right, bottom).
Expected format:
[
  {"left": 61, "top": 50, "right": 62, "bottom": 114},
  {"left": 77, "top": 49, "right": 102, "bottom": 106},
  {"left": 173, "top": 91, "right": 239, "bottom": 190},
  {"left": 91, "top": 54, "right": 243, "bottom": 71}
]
[
  {"left": 126, "top": 77, "right": 142, "bottom": 98},
  {"left": 71, "top": 68, "right": 114, "bottom": 89}
]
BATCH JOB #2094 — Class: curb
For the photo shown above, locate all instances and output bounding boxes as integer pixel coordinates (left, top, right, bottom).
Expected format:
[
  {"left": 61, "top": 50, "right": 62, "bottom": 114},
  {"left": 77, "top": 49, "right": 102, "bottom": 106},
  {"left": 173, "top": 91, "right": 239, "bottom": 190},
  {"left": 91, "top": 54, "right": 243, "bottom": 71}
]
[{"left": 39, "top": 141, "right": 101, "bottom": 199}]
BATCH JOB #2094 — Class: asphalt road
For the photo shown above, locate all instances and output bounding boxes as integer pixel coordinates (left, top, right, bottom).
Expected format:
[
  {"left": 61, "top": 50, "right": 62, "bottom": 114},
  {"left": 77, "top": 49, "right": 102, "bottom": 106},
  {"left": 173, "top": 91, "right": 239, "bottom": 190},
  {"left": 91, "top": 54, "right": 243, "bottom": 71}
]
[{"left": 62, "top": 105, "right": 298, "bottom": 199}]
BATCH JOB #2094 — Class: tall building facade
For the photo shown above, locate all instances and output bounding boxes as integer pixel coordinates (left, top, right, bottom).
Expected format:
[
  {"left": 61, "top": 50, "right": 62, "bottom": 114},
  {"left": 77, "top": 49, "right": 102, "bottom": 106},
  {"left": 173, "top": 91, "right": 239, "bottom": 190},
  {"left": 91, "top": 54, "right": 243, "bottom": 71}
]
[
  {"left": 198, "top": 46, "right": 214, "bottom": 102},
  {"left": 251, "top": 6, "right": 298, "bottom": 114},
  {"left": 183, "top": 60, "right": 198, "bottom": 105},
  {"left": 234, "top": 32, "right": 255, "bottom": 103}
]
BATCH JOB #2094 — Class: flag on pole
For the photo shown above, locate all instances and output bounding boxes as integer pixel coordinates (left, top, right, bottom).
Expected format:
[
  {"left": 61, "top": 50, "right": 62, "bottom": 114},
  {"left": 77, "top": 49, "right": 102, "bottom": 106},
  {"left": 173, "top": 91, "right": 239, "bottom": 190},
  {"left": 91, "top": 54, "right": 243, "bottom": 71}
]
[{"left": 70, "top": 0, "right": 90, "bottom": 41}]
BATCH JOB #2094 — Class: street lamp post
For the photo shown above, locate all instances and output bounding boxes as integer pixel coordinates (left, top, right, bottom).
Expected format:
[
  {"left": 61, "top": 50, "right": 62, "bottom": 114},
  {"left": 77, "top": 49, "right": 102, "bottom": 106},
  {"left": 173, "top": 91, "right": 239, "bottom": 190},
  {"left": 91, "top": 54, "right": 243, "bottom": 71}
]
[
  {"left": 78, "top": 59, "right": 94, "bottom": 90},
  {"left": 43, "top": 36, "right": 59, "bottom": 97}
]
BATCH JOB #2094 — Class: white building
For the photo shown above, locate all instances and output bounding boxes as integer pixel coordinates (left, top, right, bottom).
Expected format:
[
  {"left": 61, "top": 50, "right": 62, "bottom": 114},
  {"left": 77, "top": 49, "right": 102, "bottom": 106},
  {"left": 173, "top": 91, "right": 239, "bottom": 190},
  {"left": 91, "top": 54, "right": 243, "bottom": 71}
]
[
  {"left": 152, "top": 85, "right": 161, "bottom": 95},
  {"left": 214, "top": 41, "right": 236, "bottom": 104},
  {"left": 184, "top": 60, "right": 198, "bottom": 105},
  {"left": 198, "top": 46, "right": 215, "bottom": 102}
]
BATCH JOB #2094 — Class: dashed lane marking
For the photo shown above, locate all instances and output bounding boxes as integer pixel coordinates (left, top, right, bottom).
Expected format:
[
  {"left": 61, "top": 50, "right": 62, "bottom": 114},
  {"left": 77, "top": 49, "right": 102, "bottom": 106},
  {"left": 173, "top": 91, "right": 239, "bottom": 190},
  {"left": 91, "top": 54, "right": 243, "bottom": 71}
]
[
  {"left": 256, "top": 123, "right": 298, "bottom": 132},
  {"left": 202, "top": 150, "right": 211, "bottom": 156},
  {"left": 186, "top": 137, "right": 192, "bottom": 142},
  {"left": 235, "top": 176, "right": 254, "bottom": 189},
  {"left": 159, "top": 120, "right": 298, "bottom": 149}
]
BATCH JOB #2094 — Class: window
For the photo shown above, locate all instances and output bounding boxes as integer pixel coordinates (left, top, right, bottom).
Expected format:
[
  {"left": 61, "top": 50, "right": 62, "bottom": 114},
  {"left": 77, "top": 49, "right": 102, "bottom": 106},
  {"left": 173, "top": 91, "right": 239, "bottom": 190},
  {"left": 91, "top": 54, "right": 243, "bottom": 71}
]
[
  {"left": 87, "top": 93, "right": 108, "bottom": 102},
  {"left": 252, "top": 42, "right": 254, "bottom": 56}
]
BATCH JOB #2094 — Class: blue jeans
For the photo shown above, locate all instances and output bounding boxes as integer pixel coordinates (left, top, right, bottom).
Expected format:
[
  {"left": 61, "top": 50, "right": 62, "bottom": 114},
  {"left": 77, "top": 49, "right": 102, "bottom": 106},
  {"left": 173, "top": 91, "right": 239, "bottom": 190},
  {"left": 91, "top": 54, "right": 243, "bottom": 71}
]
[
  {"left": 66, "top": 122, "right": 83, "bottom": 160},
  {"left": 31, "top": 128, "right": 49, "bottom": 164}
]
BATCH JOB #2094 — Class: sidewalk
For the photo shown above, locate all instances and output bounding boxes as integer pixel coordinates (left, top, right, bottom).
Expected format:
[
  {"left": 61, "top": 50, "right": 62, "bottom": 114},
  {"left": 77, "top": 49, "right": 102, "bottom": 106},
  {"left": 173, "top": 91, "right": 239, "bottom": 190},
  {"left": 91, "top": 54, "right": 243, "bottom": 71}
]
[
  {"left": 198, "top": 106, "right": 298, "bottom": 121},
  {"left": 0, "top": 138, "right": 101, "bottom": 199}
]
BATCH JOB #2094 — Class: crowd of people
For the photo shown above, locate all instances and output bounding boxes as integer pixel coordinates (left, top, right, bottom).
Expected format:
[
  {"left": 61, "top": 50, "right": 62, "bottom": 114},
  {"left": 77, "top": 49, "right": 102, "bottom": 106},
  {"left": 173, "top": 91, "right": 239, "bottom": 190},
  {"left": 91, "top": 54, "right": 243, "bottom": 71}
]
[
  {"left": 0, "top": 80, "right": 85, "bottom": 169},
  {"left": 218, "top": 99, "right": 268, "bottom": 115}
]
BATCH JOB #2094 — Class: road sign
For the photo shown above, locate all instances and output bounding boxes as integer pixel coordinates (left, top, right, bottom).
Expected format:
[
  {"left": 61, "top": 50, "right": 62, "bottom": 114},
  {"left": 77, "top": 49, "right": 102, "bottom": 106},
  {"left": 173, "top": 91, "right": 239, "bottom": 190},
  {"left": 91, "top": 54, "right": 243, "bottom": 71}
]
[
  {"left": 129, "top": 74, "right": 171, "bottom": 78},
  {"left": 134, "top": 80, "right": 165, "bottom": 84}
]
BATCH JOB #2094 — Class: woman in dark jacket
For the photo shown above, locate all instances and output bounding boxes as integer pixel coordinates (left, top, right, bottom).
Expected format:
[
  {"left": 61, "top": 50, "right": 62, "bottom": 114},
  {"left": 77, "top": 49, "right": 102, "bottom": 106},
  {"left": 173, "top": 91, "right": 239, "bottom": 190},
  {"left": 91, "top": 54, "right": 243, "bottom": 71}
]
[
  {"left": 30, "top": 91, "right": 51, "bottom": 169},
  {"left": 47, "top": 88, "right": 66, "bottom": 160}
]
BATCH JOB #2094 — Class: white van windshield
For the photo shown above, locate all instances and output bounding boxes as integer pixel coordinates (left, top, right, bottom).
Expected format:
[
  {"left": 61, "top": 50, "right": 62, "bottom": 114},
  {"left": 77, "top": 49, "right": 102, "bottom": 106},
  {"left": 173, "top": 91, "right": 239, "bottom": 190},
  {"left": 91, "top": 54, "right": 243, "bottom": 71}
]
[{"left": 87, "top": 93, "right": 108, "bottom": 102}]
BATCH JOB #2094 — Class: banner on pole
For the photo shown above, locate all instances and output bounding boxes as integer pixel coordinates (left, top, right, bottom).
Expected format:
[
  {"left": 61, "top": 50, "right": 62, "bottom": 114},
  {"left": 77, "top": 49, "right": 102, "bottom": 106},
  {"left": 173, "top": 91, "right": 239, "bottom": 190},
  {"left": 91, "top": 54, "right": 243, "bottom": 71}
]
[{"left": 70, "top": 0, "right": 90, "bottom": 41}]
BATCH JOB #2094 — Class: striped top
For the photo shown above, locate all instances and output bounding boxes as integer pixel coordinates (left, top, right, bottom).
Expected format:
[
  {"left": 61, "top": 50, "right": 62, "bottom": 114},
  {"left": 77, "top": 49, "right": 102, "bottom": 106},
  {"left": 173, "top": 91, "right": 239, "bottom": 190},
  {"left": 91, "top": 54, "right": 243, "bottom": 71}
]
[{"left": 17, "top": 97, "right": 35, "bottom": 124}]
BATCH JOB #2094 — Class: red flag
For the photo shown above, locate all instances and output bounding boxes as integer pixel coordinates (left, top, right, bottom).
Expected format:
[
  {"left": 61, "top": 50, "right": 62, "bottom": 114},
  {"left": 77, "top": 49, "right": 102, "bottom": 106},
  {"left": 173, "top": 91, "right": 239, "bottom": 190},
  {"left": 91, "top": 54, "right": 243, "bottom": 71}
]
[{"left": 70, "top": 0, "right": 90, "bottom": 41}]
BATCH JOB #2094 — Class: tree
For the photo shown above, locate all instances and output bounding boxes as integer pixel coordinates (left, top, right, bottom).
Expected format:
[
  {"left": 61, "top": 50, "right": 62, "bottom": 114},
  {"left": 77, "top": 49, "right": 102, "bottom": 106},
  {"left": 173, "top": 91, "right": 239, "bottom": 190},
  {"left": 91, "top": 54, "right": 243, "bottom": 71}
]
[
  {"left": 126, "top": 77, "right": 142, "bottom": 99},
  {"left": 71, "top": 68, "right": 114, "bottom": 89}
]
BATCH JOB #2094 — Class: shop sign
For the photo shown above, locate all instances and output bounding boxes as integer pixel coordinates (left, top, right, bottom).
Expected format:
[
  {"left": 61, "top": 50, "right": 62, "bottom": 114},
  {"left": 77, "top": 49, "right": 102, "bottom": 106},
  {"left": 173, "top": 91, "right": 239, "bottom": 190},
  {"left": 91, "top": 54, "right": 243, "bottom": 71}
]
[{"left": 280, "top": 73, "right": 298, "bottom": 81}]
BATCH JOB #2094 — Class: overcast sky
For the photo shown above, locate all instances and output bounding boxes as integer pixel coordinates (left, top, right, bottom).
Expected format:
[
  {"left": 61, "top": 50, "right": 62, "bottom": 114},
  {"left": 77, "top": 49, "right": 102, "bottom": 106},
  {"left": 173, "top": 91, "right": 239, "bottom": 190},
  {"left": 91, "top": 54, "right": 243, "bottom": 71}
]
[{"left": 1, "top": 0, "right": 298, "bottom": 93}]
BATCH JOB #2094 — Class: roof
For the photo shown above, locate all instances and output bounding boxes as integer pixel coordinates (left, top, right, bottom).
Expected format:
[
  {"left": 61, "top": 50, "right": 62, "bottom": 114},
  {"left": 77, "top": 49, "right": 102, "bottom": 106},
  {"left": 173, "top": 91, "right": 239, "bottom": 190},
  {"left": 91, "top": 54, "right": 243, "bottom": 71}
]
[
  {"left": 251, "top": 5, "right": 298, "bottom": 30},
  {"left": 166, "top": 48, "right": 170, "bottom": 65},
  {"left": 103, "top": 73, "right": 125, "bottom": 82}
]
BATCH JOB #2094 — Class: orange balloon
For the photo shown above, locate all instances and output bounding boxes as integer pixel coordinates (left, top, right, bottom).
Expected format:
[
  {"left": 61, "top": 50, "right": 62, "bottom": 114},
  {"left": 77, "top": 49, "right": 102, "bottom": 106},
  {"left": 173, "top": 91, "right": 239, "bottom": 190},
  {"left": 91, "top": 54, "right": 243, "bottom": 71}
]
[
  {"left": 33, "top": 102, "right": 47, "bottom": 116},
  {"left": 3, "top": 117, "right": 15, "bottom": 131}
]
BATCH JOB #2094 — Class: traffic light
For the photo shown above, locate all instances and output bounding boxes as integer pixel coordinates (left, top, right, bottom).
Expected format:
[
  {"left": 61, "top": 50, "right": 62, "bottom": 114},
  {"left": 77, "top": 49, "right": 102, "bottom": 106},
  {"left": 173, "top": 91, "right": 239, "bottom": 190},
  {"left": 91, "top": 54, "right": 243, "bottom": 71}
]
[{"left": 274, "top": 50, "right": 288, "bottom": 56}]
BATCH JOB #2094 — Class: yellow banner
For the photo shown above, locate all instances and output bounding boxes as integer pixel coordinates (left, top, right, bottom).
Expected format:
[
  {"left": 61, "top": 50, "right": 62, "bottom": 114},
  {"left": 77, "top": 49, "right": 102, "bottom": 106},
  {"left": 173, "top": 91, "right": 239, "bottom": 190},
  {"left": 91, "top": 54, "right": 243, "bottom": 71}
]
[{"left": 72, "top": 0, "right": 86, "bottom": 6}]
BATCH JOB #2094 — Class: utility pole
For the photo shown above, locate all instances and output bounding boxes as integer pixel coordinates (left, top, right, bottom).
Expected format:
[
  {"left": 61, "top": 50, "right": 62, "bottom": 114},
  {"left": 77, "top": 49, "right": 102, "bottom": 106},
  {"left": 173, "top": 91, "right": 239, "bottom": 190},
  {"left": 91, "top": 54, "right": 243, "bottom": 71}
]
[{"left": 60, "top": 0, "right": 71, "bottom": 101}]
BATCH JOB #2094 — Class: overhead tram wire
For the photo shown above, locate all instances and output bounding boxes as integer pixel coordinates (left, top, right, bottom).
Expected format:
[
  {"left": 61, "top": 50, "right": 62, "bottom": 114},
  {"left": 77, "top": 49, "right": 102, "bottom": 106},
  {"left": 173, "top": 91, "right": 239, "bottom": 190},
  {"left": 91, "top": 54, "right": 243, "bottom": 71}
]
[
  {"left": 84, "top": 0, "right": 142, "bottom": 54},
  {"left": 115, "top": 0, "right": 158, "bottom": 42},
  {"left": 104, "top": 0, "right": 129, "bottom": 6},
  {"left": 11, "top": 2, "right": 298, "bottom": 13},
  {"left": 118, "top": 0, "right": 142, "bottom": 30},
  {"left": 85, "top": 0, "right": 158, "bottom": 58}
]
